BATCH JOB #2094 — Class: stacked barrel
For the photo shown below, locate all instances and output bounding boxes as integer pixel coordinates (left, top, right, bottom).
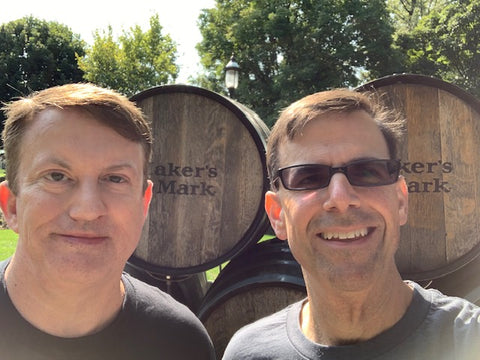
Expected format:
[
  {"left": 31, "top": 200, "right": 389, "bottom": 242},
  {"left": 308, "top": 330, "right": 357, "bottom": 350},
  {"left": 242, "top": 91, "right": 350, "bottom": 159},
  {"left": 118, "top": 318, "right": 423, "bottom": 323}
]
[
  {"left": 125, "top": 78, "right": 480, "bottom": 358},
  {"left": 125, "top": 85, "right": 306, "bottom": 358}
]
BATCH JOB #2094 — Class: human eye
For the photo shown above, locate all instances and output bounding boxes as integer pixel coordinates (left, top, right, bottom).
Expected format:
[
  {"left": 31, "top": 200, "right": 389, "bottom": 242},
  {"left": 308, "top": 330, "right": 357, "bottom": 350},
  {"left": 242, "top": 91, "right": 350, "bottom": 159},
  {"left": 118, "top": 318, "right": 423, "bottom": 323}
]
[
  {"left": 44, "top": 171, "right": 69, "bottom": 182},
  {"left": 101, "top": 165, "right": 139, "bottom": 189},
  {"left": 287, "top": 166, "right": 327, "bottom": 189},
  {"left": 104, "top": 174, "right": 128, "bottom": 184},
  {"left": 352, "top": 161, "right": 388, "bottom": 183},
  {"left": 294, "top": 171, "right": 320, "bottom": 187}
]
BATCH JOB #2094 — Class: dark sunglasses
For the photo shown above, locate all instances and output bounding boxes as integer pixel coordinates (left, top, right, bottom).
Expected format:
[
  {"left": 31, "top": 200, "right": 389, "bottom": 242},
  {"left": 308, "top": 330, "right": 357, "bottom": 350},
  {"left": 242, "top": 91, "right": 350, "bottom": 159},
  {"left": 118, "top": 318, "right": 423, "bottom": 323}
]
[{"left": 274, "top": 159, "right": 401, "bottom": 191}]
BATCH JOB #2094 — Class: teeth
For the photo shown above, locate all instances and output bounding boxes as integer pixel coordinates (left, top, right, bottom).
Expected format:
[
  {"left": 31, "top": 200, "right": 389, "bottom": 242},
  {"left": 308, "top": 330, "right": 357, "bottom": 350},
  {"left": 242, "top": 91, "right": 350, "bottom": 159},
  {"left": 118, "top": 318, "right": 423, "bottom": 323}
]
[{"left": 321, "top": 228, "right": 368, "bottom": 240}]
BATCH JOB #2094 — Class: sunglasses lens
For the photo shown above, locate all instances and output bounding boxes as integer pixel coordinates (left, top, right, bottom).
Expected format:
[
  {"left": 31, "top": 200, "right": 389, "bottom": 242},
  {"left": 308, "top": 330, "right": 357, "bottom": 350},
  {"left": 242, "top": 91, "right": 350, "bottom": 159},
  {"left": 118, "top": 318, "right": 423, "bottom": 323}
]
[
  {"left": 281, "top": 165, "right": 330, "bottom": 190},
  {"left": 348, "top": 160, "right": 399, "bottom": 186},
  {"left": 278, "top": 160, "right": 400, "bottom": 190}
]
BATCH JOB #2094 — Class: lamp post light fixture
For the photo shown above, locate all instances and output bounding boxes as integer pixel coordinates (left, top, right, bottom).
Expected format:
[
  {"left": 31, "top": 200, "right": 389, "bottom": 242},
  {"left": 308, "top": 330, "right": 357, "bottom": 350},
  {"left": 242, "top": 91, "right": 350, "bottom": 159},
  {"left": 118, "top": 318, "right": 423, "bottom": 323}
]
[{"left": 225, "top": 54, "right": 240, "bottom": 98}]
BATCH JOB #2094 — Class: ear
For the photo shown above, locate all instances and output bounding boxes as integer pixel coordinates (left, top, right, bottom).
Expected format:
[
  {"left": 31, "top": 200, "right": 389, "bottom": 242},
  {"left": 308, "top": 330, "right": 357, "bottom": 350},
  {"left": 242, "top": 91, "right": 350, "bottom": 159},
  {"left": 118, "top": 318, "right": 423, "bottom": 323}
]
[
  {"left": 396, "top": 176, "right": 408, "bottom": 226},
  {"left": 0, "top": 181, "right": 19, "bottom": 233},
  {"left": 265, "top": 190, "right": 287, "bottom": 240},
  {"left": 142, "top": 180, "right": 153, "bottom": 217}
]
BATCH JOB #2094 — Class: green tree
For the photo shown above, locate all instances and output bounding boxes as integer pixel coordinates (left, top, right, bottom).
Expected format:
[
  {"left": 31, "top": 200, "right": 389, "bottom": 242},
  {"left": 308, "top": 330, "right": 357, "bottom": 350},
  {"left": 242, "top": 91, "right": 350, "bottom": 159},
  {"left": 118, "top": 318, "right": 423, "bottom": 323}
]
[
  {"left": 78, "top": 14, "right": 178, "bottom": 97},
  {"left": 0, "top": 16, "right": 85, "bottom": 139},
  {"left": 387, "top": 0, "right": 450, "bottom": 76},
  {"left": 196, "top": 0, "right": 399, "bottom": 126},
  {"left": 387, "top": 0, "right": 449, "bottom": 32},
  {"left": 394, "top": 0, "right": 480, "bottom": 97}
]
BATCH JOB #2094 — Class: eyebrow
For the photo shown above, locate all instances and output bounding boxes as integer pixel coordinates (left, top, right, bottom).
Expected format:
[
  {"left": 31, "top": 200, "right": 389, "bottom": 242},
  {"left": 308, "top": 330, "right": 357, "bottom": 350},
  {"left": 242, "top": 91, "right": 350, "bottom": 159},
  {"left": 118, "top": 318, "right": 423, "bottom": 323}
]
[
  {"left": 33, "top": 156, "right": 140, "bottom": 174},
  {"left": 103, "top": 163, "right": 141, "bottom": 173},
  {"left": 32, "top": 156, "right": 71, "bottom": 170}
]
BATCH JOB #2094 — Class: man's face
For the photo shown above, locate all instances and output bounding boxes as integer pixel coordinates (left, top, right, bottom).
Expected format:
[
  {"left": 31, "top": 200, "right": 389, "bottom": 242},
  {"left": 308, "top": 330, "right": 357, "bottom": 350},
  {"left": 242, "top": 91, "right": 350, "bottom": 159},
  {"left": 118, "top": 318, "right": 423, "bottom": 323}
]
[
  {"left": 265, "top": 110, "right": 408, "bottom": 291},
  {"left": 1, "top": 108, "right": 152, "bottom": 283}
]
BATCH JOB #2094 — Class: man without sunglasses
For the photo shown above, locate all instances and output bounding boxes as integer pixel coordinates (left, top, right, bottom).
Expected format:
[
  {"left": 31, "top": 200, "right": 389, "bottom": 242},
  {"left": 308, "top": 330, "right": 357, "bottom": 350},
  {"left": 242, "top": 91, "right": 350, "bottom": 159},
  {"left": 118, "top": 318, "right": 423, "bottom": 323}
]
[
  {"left": 223, "top": 89, "right": 480, "bottom": 359},
  {"left": 0, "top": 84, "right": 215, "bottom": 359}
]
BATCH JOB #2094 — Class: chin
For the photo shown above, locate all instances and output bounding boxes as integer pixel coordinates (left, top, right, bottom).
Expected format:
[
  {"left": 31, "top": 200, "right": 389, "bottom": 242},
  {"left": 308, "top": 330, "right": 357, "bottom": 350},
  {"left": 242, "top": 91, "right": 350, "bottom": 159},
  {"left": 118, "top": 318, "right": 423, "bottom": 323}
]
[{"left": 51, "top": 255, "right": 120, "bottom": 280}]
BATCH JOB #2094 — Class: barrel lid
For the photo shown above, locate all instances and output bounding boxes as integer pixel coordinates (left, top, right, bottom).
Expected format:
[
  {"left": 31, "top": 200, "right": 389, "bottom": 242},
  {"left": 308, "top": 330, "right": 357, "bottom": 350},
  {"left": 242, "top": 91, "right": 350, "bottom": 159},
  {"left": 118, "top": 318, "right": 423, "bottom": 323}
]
[{"left": 128, "top": 85, "right": 270, "bottom": 275}]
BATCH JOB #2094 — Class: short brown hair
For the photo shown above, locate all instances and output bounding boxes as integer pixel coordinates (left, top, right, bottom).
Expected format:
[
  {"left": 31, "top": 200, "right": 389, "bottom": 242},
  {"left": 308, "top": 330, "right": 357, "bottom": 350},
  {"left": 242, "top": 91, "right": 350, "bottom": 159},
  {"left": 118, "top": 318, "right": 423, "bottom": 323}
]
[
  {"left": 2, "top": 83, "right": 152, "bottom": 194},
  {"left": 267, "top": 89, "right": 405, "bottom": 190}
]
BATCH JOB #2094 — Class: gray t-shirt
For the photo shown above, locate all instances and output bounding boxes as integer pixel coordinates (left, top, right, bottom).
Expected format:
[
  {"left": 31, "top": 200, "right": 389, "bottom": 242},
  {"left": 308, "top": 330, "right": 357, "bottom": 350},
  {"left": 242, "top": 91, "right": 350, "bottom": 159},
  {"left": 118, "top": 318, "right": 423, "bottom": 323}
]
[
  {"left": 0, "top": 259, "right": 215, "bottom": 360},
  {"left": 223, "top": 282, "right": 480, "bottom": 359}
]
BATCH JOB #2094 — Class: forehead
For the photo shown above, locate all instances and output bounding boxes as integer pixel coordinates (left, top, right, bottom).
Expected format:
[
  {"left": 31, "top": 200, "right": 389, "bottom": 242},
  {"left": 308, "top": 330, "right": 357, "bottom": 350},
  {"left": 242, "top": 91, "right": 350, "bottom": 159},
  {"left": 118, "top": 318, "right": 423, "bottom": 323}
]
[
  {"left": 23, "top": 108, "right": 93, "bottom": 143},
  {"left": 25, "top": 107, "right": 120, "bottom": 141},
  {"left": 19, "top": 108, "right": 144, "bottom": 167},
  {"left": 278, "top": 110, "right": 389, "bottom": 167}
]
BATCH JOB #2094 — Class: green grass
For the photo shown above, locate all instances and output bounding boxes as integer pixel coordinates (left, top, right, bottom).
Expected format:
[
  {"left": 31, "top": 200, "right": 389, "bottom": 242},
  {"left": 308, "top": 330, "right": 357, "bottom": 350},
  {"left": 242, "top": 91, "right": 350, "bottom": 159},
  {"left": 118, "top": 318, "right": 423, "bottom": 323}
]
[{"left": 0, "top": 229, "right": 18, "bottom": 260}]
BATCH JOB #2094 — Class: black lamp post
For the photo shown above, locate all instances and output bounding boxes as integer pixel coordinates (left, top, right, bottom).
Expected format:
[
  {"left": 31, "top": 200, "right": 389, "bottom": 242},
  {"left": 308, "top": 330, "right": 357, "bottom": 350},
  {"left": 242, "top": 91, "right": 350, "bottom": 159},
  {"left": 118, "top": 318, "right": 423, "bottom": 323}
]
[{"left": 225, "top": 54, "right": 240, "bottom": 98}]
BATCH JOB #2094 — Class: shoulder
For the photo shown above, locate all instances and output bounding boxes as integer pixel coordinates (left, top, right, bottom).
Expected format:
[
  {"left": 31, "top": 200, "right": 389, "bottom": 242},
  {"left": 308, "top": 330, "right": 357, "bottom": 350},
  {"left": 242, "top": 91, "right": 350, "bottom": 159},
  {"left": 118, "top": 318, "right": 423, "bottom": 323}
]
[
  {"left": 230, "top": 302, "right": 290, "bottom": 338},
  {"left": 123, "top": 273, "right": 188, "bottom": 312},
  {"left": 121, "top": 273, "right": 215, "bottom": 359},
  {"left": 122, "top": 272, "right": 202, "bottom": 325},
  {"left": 412, "top": 283, "right": 480, "bottom": 349},
  {"left": 414, "top": 283, "right": 480, "bottom": 322},
  {"left": 223, "top": 300, "right": 302, "bottom": 360}
]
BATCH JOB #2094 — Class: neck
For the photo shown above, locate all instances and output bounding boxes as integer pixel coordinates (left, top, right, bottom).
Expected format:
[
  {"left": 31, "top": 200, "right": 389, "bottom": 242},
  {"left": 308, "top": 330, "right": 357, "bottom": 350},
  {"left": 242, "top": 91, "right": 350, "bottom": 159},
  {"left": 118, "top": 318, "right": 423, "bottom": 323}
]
[
  {"left": 300, "top": 271, "right": 413, "bottom": 346},
  {"left": 4, "top": 255, "right": 125, "bottom": 338}
]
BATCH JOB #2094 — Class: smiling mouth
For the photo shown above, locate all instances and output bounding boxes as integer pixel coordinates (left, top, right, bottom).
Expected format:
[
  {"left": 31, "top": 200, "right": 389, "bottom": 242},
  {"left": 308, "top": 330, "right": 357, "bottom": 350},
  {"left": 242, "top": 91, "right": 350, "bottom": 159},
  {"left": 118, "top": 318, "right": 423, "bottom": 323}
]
[{"left": 320, "top": 228, "right": 369, "bottom": 241}]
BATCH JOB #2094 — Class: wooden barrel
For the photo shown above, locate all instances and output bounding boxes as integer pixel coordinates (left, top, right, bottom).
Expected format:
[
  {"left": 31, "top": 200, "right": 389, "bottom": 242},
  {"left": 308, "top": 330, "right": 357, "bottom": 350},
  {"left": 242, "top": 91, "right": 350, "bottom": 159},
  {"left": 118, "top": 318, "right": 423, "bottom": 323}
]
[
  {"left": 357, "top": 74, "right": 480, "bottom": 280},
  {"left": 197, "top": 238, "right": 306, "bottom": 359},
  {"left": 129, "top": 85, "right": 270, "bottom": 275}
]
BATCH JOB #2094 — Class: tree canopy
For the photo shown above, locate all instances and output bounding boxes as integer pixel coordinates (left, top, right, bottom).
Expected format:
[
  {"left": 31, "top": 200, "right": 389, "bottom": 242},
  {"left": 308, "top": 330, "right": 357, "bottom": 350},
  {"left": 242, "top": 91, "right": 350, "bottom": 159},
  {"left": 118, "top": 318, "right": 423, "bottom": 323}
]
[
  {"left": 394, "top": 0, "right": 480, "bottom": 98},
  {"left": 387, "top": 0, "right": 449, "bottom": 31},
  {"left": 0, "top": 16, "right": 86, "bottom": 142},
  {"left": 1, "top": 2, "right": 480, "bottom": 131},
  {"left": 196, "top": 0, "right": 400, "bottom": 125},
  {"left": 0, "top": 16, "right": 85, "bottom": 102},
  {"left": 78, "top": 14, "right": 179, "bottom": 97}
]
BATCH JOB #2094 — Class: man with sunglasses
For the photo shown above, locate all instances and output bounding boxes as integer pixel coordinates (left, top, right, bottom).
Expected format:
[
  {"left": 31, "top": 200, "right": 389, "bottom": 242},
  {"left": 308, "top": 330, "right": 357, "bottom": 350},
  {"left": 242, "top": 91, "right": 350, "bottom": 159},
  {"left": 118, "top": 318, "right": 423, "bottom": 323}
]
[{"left": 223, "top": 89, "right": 480, "bottom": 359}]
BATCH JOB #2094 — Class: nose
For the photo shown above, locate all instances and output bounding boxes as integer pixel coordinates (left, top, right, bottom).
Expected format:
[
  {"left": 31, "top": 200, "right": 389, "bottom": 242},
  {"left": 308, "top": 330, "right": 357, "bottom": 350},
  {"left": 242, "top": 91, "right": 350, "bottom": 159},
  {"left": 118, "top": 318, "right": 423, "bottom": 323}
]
[
  {"left": 68, "top": 181, "right": 107, "bottom": 221},
  {"left": 322, "top": 173, "right": 361, "bottom": 213}
]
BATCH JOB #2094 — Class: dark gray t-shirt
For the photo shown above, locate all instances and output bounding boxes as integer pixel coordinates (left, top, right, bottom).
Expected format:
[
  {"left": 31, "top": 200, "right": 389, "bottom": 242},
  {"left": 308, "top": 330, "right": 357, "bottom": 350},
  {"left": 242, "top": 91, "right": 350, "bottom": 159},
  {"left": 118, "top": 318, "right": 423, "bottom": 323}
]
[
  {"left": 223, "top": 282, "right": 480, "bottom": 359},
  {"left": 0, "top": 259, "right": 215, "bottom": 360}
]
